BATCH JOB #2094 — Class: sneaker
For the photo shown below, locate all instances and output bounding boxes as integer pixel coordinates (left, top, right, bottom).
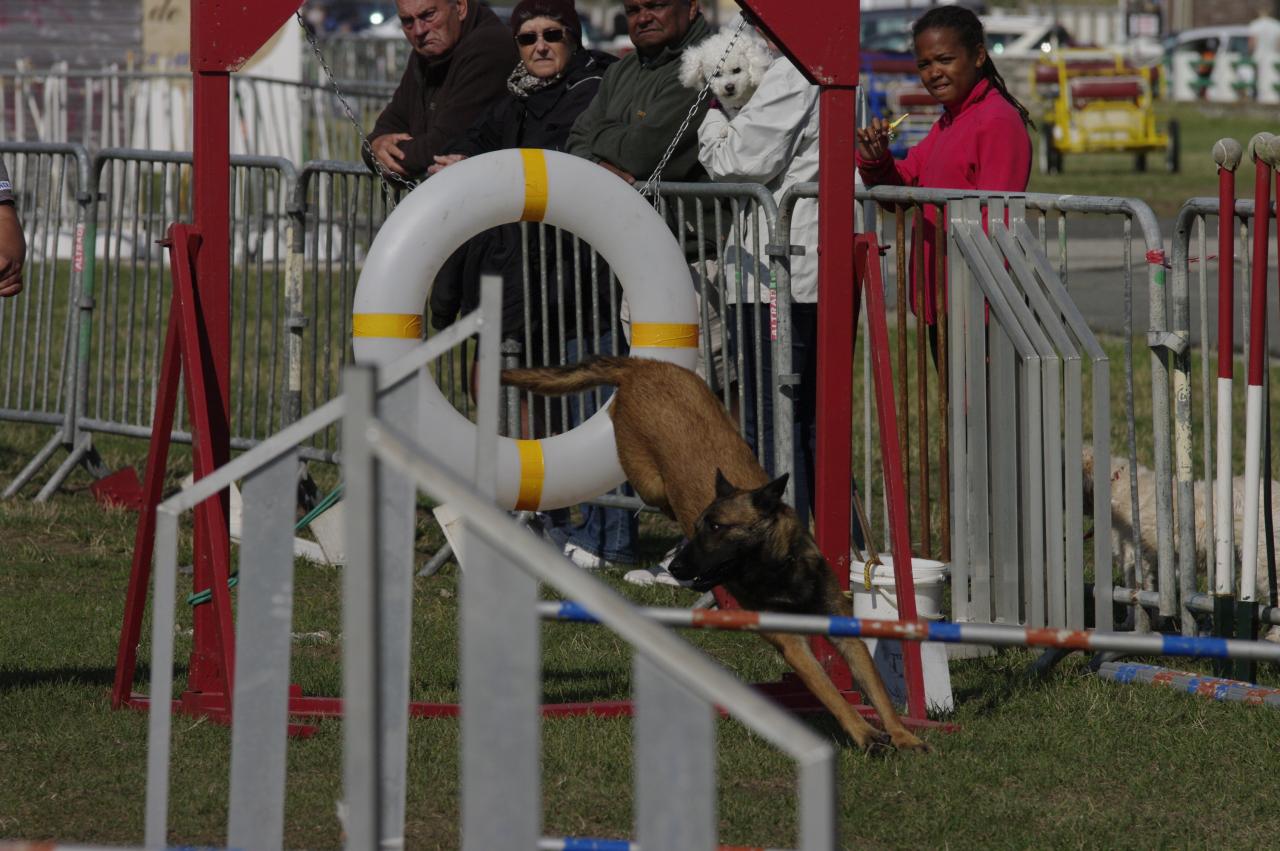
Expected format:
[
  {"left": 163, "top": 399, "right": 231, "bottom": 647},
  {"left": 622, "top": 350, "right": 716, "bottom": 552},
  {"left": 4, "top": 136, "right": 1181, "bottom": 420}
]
[
  {"left": 563, "top": 541, "right": 613, "bottom": 571},
  {"left": 623, "top": 564, "right": 690, "bottom": 588}
]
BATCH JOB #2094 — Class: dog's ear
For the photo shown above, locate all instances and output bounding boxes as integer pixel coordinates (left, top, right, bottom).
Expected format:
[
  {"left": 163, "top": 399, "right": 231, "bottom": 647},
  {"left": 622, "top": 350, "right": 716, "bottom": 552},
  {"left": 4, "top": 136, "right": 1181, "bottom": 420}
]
[
  {"left": 678, "top": 48, "right": 705, "bottom": 90},
  {"left": 747, "top": 40, "right": 773, "bottom": 85},
  {"left": 714, "top": 468, "right": 737, "bottom": 499},
  {"left": 751, "top": 474, "right": 790, "bottom": 512}
]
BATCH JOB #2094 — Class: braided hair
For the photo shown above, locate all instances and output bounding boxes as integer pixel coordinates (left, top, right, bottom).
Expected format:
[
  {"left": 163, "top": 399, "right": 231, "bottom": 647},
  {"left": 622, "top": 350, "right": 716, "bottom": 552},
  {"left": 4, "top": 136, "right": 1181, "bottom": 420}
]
[{"left": 911, "top": 6, "right": 1035, "bottom": 129}]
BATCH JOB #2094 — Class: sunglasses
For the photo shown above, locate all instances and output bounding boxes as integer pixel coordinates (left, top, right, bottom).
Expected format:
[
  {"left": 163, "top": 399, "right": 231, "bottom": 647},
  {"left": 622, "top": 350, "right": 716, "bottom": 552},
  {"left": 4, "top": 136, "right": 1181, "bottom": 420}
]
[{"left": 516, "top": 28, "right": 567, "bottom": 46}]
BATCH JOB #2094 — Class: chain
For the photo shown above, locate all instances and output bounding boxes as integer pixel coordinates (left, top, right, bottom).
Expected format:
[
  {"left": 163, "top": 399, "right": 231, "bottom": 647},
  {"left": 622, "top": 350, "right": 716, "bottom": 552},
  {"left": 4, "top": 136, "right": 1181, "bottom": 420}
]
[
  {"left": 295, "top": 12, "right": 420, "bottom": 197},
  {"left": 638, "top": 17, "right": 749, "bottom": 204}
]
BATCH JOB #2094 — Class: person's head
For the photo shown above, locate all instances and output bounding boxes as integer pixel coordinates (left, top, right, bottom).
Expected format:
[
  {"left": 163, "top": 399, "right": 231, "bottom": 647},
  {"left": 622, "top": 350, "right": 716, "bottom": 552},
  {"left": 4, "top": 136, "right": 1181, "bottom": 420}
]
[
  {"left": 511, "top": 0, "right": 580, "bottom": 78},
  {"left": 515, "top": 15, "right": 575, "bottom": 78},
  {"left": 911, "top": 6, "right": 1033, "bottom": 126},
  {"left": 623, "top": 0, "right": 700, "bottom": 56},
  {"left": 396, "top": 0, "right": 469, "bottom": 60}
]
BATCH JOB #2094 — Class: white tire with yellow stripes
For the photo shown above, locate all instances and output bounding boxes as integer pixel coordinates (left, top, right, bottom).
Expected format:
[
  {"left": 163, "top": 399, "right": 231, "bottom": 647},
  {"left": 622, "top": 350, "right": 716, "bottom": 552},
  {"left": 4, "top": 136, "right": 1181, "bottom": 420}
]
[{"left": 352, "top": 148, "right": 699, "bottom": 511}]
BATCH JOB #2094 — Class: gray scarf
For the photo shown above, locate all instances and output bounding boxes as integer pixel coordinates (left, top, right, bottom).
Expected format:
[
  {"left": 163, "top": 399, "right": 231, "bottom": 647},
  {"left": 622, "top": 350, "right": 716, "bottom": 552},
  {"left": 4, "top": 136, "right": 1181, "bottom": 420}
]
[{"left": 507, "top": 60, "right": 565, "bottom": 98}]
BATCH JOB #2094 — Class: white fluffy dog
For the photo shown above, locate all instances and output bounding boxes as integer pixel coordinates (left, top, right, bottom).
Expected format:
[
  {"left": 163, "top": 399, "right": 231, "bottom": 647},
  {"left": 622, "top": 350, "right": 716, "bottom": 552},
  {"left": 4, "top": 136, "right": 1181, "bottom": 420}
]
[{"left": 679, "top": 28, "right": 773, "bottom": 116}]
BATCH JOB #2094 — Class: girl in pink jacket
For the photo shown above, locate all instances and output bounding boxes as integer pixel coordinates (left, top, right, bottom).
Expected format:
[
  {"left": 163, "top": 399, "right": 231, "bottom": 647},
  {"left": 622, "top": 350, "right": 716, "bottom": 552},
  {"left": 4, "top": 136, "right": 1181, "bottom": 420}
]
[{"left": 855, "top": 5, "right": 1032, "bottom": 328}]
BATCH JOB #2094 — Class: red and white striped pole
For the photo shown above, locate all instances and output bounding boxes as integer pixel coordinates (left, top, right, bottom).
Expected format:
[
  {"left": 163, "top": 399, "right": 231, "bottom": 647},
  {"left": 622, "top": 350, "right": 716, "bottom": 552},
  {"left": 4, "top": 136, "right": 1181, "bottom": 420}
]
[
  {"left": 1212, "top": 138, "right": 1242, "bottom": 605},
  {"left": 1211, "top": 137, "right": 1244, "bottom": 678},
  {"left": 1238, "top": 132, "right": 1276, "bottom": 678}
]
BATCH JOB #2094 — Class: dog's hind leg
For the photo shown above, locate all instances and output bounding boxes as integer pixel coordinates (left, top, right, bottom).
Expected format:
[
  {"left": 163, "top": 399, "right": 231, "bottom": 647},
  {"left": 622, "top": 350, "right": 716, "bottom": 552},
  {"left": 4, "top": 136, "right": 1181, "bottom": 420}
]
[
  {"left": 832, "top": 637, "right": 928, "bottom": 752},
  {"left": 761, "top": 631, "right": 894, "bottom": 752}
]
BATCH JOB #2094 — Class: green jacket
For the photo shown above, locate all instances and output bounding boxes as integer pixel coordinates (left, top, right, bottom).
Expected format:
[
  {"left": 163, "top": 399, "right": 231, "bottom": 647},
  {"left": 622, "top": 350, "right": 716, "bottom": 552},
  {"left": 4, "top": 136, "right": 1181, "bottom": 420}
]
[{"left": 568, "top": 15, "right": 712, "bottom": 183}]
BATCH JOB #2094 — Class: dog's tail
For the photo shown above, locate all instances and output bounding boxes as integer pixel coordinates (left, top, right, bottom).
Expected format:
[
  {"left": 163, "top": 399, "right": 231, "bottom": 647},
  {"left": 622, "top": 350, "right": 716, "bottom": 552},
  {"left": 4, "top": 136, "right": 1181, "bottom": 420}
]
[{"left": 501, "top": 355, "right": 634, "bottom": 396}]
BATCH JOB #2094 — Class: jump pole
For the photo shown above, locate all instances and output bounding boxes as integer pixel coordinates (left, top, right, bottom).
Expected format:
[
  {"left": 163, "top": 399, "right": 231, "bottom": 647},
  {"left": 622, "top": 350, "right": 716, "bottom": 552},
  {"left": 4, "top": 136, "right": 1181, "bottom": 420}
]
[
  {"left": 1211, "top": 137, "right": 1241, "bottom": 678},
  {"left": 1236, "top": 132, "right": 1276, "bottom": 681},
  {"left": 538, "top": 602, "right": 1280, "bottom": 664},
  {"left": 739, "top": 0, "right": 928, "bottom": 720}
]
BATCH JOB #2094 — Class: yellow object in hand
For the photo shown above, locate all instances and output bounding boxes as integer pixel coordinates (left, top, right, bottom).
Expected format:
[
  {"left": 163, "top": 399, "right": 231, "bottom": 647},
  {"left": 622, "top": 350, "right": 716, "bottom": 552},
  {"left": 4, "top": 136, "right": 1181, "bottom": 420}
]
[{"left": 886, "top": 113, "right": 910, "bottom": 139}]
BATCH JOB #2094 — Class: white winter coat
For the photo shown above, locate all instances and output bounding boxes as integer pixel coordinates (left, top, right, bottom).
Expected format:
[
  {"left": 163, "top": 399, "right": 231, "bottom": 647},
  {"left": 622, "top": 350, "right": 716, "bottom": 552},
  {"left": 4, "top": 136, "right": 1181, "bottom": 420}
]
[{"left": 696, "top": 54, "right": 819, "bottom": 304}]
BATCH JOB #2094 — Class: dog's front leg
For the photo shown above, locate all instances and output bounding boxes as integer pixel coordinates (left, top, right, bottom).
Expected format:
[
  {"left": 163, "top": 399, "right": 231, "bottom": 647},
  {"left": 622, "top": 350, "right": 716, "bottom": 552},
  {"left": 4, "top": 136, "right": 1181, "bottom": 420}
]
[
  {"left": 832, "top": 637, "right": 929, "bottom": 753},
  {"left": 760, "top": 631, "right": 892, "bottom": 753}
]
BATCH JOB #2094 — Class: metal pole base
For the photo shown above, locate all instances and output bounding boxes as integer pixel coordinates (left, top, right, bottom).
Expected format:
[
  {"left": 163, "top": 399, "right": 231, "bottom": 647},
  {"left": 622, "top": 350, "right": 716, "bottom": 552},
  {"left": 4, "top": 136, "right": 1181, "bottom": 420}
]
[
  {"left": 1213, "top": 594, "right": 1235, "bottom": 678},
  {"left": 1234, "top": 599, "right": 1259, "bottom": 682}
]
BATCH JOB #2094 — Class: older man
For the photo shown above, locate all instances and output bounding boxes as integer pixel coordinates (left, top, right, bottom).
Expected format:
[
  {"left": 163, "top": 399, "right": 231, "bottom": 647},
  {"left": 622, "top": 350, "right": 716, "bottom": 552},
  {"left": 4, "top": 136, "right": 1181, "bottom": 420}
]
[
  {"left": 567, "top": 0, "right": 710, "bottom": 184},
  {"left": 365, "top": 0, "right": 517, "bottom": 181}
]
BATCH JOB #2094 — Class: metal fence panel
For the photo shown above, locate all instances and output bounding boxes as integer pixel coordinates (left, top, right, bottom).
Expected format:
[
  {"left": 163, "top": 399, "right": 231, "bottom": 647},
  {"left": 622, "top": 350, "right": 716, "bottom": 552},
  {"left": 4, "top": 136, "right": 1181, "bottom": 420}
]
[{"left": 81, "top": 148, "right": 296, "bottom": 452}]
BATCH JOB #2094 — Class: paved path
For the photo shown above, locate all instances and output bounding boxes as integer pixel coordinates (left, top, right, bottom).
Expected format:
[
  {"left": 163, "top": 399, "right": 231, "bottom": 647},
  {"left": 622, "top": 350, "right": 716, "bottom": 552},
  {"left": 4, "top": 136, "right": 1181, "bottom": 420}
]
[{"left": 1059, "top": 216, "right": 1280, "bottom": 358}]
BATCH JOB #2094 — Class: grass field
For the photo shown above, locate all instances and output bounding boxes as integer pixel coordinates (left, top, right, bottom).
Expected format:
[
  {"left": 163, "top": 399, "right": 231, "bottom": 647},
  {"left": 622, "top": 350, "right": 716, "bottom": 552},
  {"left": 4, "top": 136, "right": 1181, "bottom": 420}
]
[{"left": 4, "top": 329, "right": 1280, "bottom": 850}]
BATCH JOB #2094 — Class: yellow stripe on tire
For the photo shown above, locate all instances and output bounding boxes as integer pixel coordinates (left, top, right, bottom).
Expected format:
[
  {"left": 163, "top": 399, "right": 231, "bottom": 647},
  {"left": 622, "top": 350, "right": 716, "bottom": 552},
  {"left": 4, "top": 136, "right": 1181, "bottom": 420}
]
[
  {"left": 520, "top": 149, "right": 548, "bottom": 222},
  {"left": 352, "top": 313, "right": 423, "bottom": 339},
  {"left": 515, "top": 439, "right": 545, "bottom": 511},
  {"left": 630, "top": 322, "right": 699, "bottom": 348}
]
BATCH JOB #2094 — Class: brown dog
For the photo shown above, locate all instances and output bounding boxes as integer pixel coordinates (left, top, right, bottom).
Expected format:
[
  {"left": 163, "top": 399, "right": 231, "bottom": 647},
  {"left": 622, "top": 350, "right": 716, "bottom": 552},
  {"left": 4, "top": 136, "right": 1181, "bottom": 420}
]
[{"left": 502, "top": 355, "right": 927, "bottom": 753}]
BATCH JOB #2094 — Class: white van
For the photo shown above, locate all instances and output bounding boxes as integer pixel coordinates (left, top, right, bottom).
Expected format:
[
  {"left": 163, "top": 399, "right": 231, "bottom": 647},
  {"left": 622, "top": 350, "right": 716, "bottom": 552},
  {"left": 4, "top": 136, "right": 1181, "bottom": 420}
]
[{"left": 1163, "top": 25, "right": 1255, "bottom": 102}]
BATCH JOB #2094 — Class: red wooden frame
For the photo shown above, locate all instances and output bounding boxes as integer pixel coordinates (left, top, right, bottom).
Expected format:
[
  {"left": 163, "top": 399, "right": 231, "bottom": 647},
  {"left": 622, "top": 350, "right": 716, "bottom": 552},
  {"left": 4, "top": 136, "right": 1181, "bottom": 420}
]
[{"left": 114, "top": 0, "right": 929, "bottom": 730}]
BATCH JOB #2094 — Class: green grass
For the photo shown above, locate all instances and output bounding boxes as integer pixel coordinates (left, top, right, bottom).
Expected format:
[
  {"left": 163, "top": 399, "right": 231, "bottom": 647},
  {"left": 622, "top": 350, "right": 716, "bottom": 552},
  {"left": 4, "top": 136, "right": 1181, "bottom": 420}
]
[
  {"left": 1026, "top": 102, "right": 1277, "bottom": 218},
  {"left": 5, "top": 326, "right": 1280, "bottom": 849}
]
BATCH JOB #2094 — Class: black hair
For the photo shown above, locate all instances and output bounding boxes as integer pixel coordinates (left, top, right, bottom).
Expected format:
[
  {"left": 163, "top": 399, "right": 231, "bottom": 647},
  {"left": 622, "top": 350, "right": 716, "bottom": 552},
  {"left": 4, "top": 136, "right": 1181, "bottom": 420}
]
[{"left": 911, "top": 6, "right": 1034, "bottom": 129}]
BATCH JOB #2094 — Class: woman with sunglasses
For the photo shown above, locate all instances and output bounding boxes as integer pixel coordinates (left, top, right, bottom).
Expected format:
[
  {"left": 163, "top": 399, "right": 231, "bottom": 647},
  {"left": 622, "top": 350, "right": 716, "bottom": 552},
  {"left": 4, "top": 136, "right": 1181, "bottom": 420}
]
[
  {"left": 429, "top": 0, "right": 612, "bottom": 174},
  {"left": 426, "top": 0, "right": 628, "bottom": 564},
  {"left": 427, "top": 0, "right": 617, "bottom": 348}
]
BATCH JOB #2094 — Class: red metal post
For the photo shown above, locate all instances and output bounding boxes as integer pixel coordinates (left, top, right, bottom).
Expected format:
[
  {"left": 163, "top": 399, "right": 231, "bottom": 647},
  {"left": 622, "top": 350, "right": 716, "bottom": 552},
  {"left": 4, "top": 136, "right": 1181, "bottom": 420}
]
[
  {"left": 186, "top": 68, "right": 234, "bottom": 697},
  {"left": 183, "top": 0, "right": 304, "bottom": 704},
  {"left": 854, "top": 236, "right": 928, "bottom": 719},
  {"left": 813, "top": 87, "right": 855, "bottom": 594},
  {"left": 1217, "top": 162, "right": 1235, "bottom": 384}
]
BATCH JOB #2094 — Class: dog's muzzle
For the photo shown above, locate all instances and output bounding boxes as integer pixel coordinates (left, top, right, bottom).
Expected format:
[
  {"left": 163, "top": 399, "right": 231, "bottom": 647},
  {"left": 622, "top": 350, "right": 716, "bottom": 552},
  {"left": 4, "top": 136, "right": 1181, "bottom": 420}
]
[{"left": 667, "top": 544, "right": 732, "bottom": 592}]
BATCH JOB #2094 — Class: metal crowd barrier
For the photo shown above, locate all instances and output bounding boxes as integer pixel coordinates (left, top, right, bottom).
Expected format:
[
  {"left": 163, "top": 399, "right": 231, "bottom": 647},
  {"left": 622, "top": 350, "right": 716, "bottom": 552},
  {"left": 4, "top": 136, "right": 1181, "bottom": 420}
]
[
  {"left": 141, "top": 282, "right": 835, "bottom": 851},
  {"left": 0, "top": 142, "right": 97, "bottom": 499},
  {"left": 75, "top": 149, "right": 297, "bottom": 459}
]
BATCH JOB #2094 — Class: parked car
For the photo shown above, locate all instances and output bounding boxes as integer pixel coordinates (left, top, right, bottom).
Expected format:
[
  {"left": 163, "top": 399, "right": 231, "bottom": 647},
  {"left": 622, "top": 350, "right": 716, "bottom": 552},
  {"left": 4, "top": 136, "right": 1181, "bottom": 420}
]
[
  {"left": 1161, "top": 25, "right": 1251, "bottom": 63},
  {"left": 860, "top": 2, "right": 988, "bottom": 56}
]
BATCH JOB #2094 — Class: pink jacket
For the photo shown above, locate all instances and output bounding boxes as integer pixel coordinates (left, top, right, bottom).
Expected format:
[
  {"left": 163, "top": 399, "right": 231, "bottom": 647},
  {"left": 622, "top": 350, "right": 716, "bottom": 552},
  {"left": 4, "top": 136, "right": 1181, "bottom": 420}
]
[{"left": 856, "top": 78, "right": 1031, "bottom": 323}]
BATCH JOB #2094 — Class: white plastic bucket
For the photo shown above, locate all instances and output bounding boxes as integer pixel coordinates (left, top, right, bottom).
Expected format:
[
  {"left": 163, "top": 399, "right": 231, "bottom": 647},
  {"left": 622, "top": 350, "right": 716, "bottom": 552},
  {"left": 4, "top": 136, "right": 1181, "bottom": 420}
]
[{"left": 849, "top": 555, "right": 948, "bottom": 621}]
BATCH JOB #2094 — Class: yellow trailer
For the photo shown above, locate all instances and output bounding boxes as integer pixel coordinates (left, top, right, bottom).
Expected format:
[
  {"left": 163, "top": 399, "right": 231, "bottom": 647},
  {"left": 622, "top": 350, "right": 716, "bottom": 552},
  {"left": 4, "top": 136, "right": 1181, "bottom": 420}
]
[{"left": 1032, "top": 51, "right": 1179, "bottom": 175}]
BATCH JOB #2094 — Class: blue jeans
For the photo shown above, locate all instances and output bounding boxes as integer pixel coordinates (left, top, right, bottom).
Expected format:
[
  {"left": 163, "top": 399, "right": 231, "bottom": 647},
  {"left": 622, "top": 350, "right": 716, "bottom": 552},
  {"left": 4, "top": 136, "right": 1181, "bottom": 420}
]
[{"left": 548, "top": 330, "right": 639, "bottom": 564}]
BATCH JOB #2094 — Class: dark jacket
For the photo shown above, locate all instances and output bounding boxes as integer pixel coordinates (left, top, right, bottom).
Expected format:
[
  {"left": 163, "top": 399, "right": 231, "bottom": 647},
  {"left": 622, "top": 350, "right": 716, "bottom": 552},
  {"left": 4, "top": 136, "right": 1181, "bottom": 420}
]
[
  {"left": 566, "top": 14, "right": 712, "bottom": 183},
  {"left": 567, "top": 16, "right": 722, "bottom": 260},
  {"left": 428, "top": 50, "right": 618, "bottom": 351},
  {"left": 364, "top": 4, "right": 517, "bottom": 179}
]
